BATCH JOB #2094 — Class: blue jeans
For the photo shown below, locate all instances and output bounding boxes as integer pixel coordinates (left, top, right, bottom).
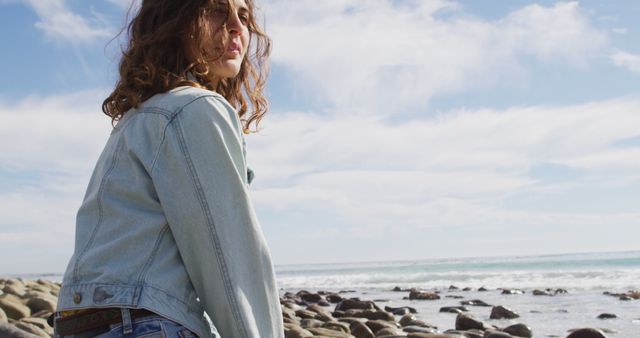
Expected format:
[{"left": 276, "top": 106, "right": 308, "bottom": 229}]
[{"left": 54, "top": 309, "right": 198, "bottom": 338}]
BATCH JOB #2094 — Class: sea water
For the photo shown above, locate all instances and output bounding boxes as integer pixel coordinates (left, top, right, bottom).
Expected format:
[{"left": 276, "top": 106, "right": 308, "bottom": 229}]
[{"left": 275, "top": 251, "right": 640, "bottom": 337}]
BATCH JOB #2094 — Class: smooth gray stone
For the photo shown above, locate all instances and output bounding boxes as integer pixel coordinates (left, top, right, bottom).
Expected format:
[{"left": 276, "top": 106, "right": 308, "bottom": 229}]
[{"left": 0, "top": 322, "right": 41, "bottom": 338}]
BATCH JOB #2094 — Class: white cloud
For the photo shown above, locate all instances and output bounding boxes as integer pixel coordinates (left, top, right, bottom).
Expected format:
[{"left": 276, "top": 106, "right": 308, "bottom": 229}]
[
  {"left": 0, "top": 91, "right": 111, "bottom": 273},
  {"left": 611, "top": 51, "right": 640, "bottom": 74},
  {"left": 23, "top": 0, "right": 112, "bottom": 43},
  {"left": 266, "top": 0, "right": 607, "bottom": 113},
  {"left": 247, "top": 97, "right": 640, "bottom": 236}
]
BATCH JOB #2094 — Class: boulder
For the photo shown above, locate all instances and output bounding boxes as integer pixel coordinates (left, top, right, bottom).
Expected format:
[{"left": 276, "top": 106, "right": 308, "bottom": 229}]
[
  {"left": 597, "top": 313, "right": 616, "bottom": 319},
  {"left": 566, "top": 328, "right": 607, "bottom": 338},
  {"left": 409, "top": 290, "right": 440, "bottom": 300},
  {"left": 490, "top": 306, "right": 519, "bottom": 319},
  {"left": 455, "top": 313, "right": 490, "bottom": 331},
  {"left": 0, "top": 295, "right": 31, "bottom": 320},
  {"left": 502, "top": 323, "right": 532, "bottom": 338},
  {"left": 307, "top": 327, "right": 355, "bottom": 338},
  {"left": 0, "top": 321, "right": 41, "bottom": 338},
  {"left": 13, "top": 322, "right": 50, "bottom": 338}
]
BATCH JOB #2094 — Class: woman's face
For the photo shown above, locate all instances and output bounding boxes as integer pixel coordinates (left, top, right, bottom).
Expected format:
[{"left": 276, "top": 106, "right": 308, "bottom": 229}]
[{"left": 208, "top": 0, "right": 250, "bottom": 81}]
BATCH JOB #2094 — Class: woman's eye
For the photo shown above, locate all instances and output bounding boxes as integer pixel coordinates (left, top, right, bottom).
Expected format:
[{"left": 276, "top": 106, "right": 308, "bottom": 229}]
[{"left": 239, "top": 14, "right": 249, "bottom": 24}]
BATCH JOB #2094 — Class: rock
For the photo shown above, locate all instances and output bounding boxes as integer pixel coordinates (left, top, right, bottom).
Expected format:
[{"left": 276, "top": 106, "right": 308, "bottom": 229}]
[
  {"left": 455, "top": 313, "right": 490, "bottom": 331},
  {"left": 407, "top": 333, "right": 467, "bottom": 338},
  {"left": 307, "top": 327, "right": 355, "bottom": 338},
  {"left": 348, "top": 321, "right": 375, "bottom": 338},
  {"left": 399, "top": 314, "right": 426, "bottom": 327},
  {"left": 364, "top": 319, "right": 399, "bottom": 333},
  {"left": 445, "top": 295, "right": 464, "bottom": 299},
  {"left": 284, "top": 323, "right": 314, "bottom": 338},
  {"left": 326, "top": 294, "right": 345, "bottom": 303},
  {"left": 446, "top": 330, "right": 483, "bottom": 338},
  {"left": 322, "top": 321, "right": 351, "bottom": 333},
  {"left": 374, "top": 327, "right": 403, "bottom": 336},
  {"left": 300, "top": 293, "right": 323, "bottom": 303},
  {"left": 409, "top": 290, "right": 440, "bottom": 300},
  {"left": 566, "top": 328, "right": 607, "bottom": 338},
  {"left": 352, "top": 310, "right": 395, "bottom": 321},
  {"left": 13, "top": 322, "right": 50, "bottom": 338},
  {"left": 335, "top": 299, "right": 379, "bottom": 312},
  {"left": 532, "top": 289, "right": 552, "bottom": 296},
  {"left": 25, "top": 295, "right": 57, "bottom": 313},
  {"left": 0, "top": 321, "right": 41, "bottom": 338},
  {"left": 385, "top": 305, "right": 417, "bottom": 315},
  {"left": 502, "top": 323, "right": 532, "bottom": 337},
  {"left": 402, "top": 325, "right": 437, "bottom": 334},
  {"left": 597, "top": 313, "right": 616, "bottom": 319},
  {"left": 392, "top": 286, "right": 403, "bottom": 292},
  {"left": 439, "top": 306, "right": 468, "bottom": 314},
  {"left": 2, "top": 284, "right": 26, "bottom": 297},
  {"left": 307, "top": 304, "right": 334, "bottom": 321},
  {"left": 449, "top": 285, "right": 460, "bottom": 290},
  {"left": 490, "top": 305, "right": 519, "bottom": 319},
  {"left": 555, "top": 288, "right": 569, "bottom": 294},
  {"left": 300, "top": 318, "right": 324, "bottom": 328},
  {"left": 484, "top": 330, "right": 515, "bottom": 338},
  {"left": 295, "top": 308, "right": 318, "bottom": 319},
  {"left": 460, "top": 299, "right": 491, "bottom": 307},
  {"left": 462, "top": 287, "right": 472, "bottom": 291},
  {"left": 478, "top": 287, "right": 489, "bottom": 292},
  {"left": 628, "top": 290, "right": 640, "bottom": 299},
  {"left": 0, "top": 295, "right": 31, "bottom": 320},
  {"left": 19, "top": 317, "right": 53, "bottom": 335},
  {"left": 0, "top": 307, "right": 7, "bottom": 322},
  {"left": 501, "top": 288, "right": 524, "bottom": 295}
]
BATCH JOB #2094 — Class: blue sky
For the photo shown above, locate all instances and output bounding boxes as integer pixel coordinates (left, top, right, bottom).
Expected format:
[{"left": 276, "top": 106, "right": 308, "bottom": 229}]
[{"left": 1, "top": 0, "right": 639, "bottom": 274}]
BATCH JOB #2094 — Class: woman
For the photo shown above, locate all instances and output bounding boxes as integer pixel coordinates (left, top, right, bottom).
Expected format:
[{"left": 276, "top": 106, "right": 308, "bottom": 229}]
[{"left": 52, "top": 0, "right": 283, "bottom": 337}]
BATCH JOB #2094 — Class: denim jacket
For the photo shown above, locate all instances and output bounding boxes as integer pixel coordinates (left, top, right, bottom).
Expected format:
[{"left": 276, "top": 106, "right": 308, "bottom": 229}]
[{"left": 56, "top": 86, "right": 284, "bottom": 338}]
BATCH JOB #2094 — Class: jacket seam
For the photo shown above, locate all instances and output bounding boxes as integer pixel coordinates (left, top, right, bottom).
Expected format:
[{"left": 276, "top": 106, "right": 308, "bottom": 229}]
[
  {"left": 71, "top": 136, "right": 124, "bottom": 283},
  {"left": 171, "top": 115, "right": 249, "bottom": 338},
  {"left": 134, "top": 224, "right": 170, "bottom": 304},
  {"left": 149, "top": 93, "right": 223, "bottom": 175}
]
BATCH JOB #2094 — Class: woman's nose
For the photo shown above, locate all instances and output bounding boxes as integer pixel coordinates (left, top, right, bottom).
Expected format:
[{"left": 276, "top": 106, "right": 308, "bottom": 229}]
[{"left": 226, "top": 11, "right": 242, "bottom": 35}]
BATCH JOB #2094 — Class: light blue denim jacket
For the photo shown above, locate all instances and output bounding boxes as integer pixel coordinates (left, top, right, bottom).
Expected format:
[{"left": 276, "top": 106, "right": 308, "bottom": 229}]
[{"left": 56, "top": 86, "right": 284, "bottom": 338}]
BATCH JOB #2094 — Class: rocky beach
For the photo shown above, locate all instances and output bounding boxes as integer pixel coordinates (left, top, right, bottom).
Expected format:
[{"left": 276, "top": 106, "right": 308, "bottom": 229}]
[{"left": 0, "top": 276, "right": 638, "bottom": 338}]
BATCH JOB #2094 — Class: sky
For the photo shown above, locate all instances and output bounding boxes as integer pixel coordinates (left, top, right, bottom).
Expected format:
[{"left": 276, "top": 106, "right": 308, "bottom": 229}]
[{"left": 0, "top": 0, "right": 639, "bottom": 275}]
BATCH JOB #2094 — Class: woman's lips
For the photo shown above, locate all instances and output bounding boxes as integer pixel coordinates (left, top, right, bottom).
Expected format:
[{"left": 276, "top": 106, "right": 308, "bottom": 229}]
[{"left": 227, "top": 43, "right": 241, "bottom": 55}]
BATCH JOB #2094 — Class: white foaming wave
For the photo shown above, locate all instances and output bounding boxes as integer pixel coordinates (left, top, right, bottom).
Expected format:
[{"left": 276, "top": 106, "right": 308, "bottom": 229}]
[{"left": 276, "top": 268, "right": 640, "bottom": 291}]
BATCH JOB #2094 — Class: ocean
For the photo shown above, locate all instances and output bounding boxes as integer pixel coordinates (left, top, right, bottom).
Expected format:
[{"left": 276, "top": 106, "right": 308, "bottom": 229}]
[{"left": 275, "top": 250, "right": 640, "bottom": 337}]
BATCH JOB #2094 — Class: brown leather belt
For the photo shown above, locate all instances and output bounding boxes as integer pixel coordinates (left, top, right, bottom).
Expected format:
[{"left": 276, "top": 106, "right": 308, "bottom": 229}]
[{"left": 54, "top": 307, "right": 157, "bottom": 335}]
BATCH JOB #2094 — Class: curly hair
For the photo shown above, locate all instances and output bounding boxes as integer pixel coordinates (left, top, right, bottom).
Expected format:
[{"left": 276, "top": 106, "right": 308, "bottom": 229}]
[{"left": 103, "top": 0, "right": 271, "bottom": 133}]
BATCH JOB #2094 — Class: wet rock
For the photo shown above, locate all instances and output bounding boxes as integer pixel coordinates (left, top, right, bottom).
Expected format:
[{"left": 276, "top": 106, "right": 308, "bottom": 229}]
[
  {"left": 439, "top": 306, "right": 468, "bottom": 314},
  {"left": 392, "top": 286, "right": 403, "bottom": 292},
  {"left": 326, "top": 293, "right": 344, "bottom": 303},
  {"left": 19, "top": 317, "right": 52, "bottom": 336},
  {"left": 455, "top": 313, "right": 491, "bottom": 331},
  {"left": 295, "top": 308, "right": 318, "bottom": 319},
  {"left": 460, "top": 299, "right": 491, "bottom": 307},
  {"left": 597, "top": 313, "right": 616, "bottom": 319},
  {"left": 501, "top": 288, "right": 524, "bottom": 295},
  {"left": 409, "top": 290, "right": 440, "bottom": 300},
  {"left": 347, "top": 320, "right": 375, "bottom": 338},
  {"left": 352, "top": 310, "right": 395, "bottom": 321},
  {"left": 398, "top": 314, "right": 430, "bottom": 327},
  {"left": 336, "top": 299, "right": 379, "bottom": 312},
  {"left": 298, "top": 290, "right": 323, "bottom": 303},
  {"left": 0, "top": 307, "right": 7, "bottom": 321},
  {"left": 462, "top": 287, "right": 472, "bottom": 291},
  {"left": 484, "top": 330, "right": 515, "bottom": 338},
  {"left": 445, "top": 329, "right": 483, "bottom": 338},
  {"left": 407, "top": 333, "right": 467, "bottom": 338},
  {"left": 566, "top": 328, "right": 607, "bottom": 338},
  {"left": 449, "top": 285, "right": 459, "bottom": 290},
  {"left": 307, "top": 304, "right": 334, "bottom": 321},
  {"left": 478, "top": 287, "right": 489, "bottom": 292},
  {"left": 490, "top": 305, "right": 519, "bottom": 319},
  {"left": 502, "top": 323, "right": 532, "bottom": 337},
  {"left": 374, "top": 327, "right": 403, "bottom": 336},
  {"left": 555, "top": 288, "right": 569, "bottom": 294},
  {"left": 365, "top": 319, "right": 399, "bottom": 333},
  {"left": 402, "top": 325, "right": 437, "bottom": 334},
  {"left": 532, "top": 289, "right": 552, "bottom": 296},
  {"left": 385, "top": 305, "right": 417, "bottom": 315},
  {"left": 445, "top": 295, "right": 464, "bottom": 299}
]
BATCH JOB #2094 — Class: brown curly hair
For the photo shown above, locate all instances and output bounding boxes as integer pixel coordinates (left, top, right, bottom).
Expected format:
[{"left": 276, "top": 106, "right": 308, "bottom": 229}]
[{"left": 103, "top": 0, "right": 271, "bottom": 133}]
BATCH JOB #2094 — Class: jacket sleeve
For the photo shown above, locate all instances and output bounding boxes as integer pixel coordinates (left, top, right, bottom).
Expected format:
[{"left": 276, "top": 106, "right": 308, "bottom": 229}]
[{"left": 150, "top": 95, "right": 284, "bottom": 338}]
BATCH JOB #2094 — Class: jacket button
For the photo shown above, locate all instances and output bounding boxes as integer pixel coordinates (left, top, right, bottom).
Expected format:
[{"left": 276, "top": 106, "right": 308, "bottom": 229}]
[{"left": 73, "top": 292, "right": 82, "bottom": 304}]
